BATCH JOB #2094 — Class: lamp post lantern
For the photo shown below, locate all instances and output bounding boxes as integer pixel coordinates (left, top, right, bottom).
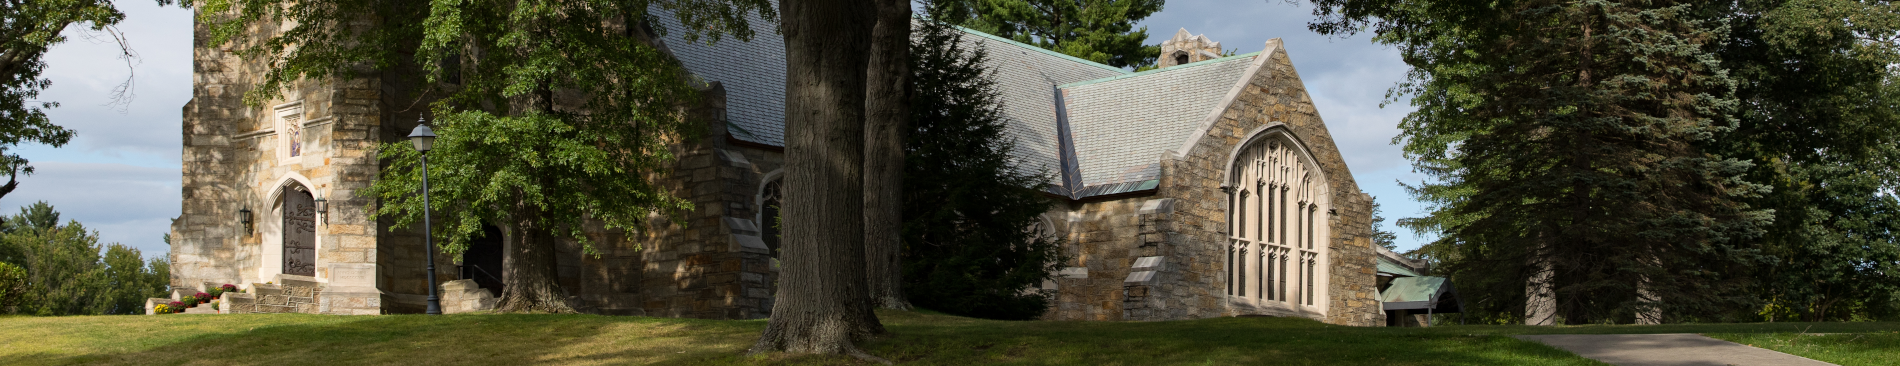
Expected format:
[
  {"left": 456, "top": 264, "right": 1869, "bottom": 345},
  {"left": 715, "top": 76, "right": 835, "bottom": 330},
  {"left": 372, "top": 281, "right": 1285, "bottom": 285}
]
[{"left": 410, "top": 119, "right": 442, "bottom": 315}]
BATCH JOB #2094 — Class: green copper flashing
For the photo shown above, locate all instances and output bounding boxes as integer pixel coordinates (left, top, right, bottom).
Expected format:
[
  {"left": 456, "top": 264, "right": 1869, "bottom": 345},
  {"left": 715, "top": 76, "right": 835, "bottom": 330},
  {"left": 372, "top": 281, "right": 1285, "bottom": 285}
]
[
  {"left": 1058, "top": 51, "right": 1264, "bottom": 89},
  {"left": 950, "top": 25, "right": 1129, "bottom": 74}
]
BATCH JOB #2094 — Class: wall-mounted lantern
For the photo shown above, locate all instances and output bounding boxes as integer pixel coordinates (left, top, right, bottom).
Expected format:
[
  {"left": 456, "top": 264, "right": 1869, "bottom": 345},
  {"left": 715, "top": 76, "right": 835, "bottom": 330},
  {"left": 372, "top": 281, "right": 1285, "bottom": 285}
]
[
  {"left": 238, "top": 208, "right": 254, "bottom": 232},
  {"left": 314, "top": 195, "right": 329, "bottom": 224}
]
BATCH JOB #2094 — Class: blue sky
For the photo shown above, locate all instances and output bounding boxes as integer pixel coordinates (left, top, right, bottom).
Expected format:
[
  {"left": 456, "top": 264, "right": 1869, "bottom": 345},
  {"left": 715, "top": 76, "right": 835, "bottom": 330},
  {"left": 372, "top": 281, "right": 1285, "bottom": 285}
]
[{"left": 11, "top": 0, "right": 1436, "bottom": 259}]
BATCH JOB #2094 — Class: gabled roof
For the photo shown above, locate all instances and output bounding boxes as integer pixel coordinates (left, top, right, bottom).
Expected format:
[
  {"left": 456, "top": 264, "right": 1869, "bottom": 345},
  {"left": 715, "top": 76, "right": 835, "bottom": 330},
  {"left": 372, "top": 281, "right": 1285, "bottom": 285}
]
[
  {"left": 1060, "top": 54, "right": 1258, "bottom": 191},
  {"left": 653, "top": 13, "right": 1122, "bottom": 169},
  {"left": 652, "top": 12, "right": 1273, "bottom": 200}
]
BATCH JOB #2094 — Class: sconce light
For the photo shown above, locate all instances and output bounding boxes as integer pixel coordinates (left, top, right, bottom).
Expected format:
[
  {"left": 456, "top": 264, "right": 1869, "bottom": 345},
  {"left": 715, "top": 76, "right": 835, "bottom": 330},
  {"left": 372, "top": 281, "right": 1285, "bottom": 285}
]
[
  {"left": 238, "top": 208, "right": 254, "bottom": 232},
  {"left": 314, "top": 196, "right": 329, "bottom": 224}
]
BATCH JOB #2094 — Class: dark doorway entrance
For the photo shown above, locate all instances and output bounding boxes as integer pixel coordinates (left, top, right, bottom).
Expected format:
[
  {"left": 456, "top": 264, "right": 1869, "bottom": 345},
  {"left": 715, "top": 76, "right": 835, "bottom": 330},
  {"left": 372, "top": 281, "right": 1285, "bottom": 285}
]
[
  {"left": 461, "top": 225, "right": 505, "bottom": 297},
  {"left": 282, "top": 186, "right": 317, "bottom": 276}
]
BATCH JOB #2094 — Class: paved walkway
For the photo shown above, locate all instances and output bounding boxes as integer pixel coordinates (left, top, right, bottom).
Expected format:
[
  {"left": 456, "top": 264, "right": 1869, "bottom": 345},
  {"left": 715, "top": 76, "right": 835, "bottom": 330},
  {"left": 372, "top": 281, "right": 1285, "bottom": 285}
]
[{"left": 1513, "top": 334, "right": 1835, "bottom": 366}]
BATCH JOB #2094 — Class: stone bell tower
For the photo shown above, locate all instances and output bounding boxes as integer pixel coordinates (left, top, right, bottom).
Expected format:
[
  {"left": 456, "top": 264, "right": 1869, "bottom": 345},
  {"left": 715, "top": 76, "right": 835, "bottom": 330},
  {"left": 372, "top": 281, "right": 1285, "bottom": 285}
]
[{"left": 1158, "top": 28, "right": 1223, "bottom": 69}]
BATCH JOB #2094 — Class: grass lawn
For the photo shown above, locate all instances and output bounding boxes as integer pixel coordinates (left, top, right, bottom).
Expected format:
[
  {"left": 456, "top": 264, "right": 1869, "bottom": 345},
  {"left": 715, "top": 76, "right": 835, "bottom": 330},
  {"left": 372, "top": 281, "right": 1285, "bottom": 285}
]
[{"left": 3, "top": 310, "right": 1895, "bottom": 365}]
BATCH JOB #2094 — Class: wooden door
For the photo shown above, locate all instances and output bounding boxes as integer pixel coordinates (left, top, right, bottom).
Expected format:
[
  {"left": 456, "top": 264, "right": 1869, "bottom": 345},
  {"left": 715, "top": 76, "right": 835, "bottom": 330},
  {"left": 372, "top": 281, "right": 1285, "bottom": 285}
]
[{"left": 283, "top": 188, "right": 317, "bottom": 276}]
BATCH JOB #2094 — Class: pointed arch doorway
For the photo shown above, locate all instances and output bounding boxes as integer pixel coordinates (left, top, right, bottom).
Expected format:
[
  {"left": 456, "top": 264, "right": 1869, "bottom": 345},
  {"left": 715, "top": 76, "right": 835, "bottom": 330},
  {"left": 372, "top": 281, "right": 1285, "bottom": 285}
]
[{"left": 281, "top": 185, "right": 317, "bottom": 276}]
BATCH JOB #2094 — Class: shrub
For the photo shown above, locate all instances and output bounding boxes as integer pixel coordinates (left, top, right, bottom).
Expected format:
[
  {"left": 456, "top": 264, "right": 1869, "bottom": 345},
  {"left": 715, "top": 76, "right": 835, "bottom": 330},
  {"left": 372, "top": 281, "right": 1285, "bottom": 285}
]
[
  {"left": 167, "top": 301, "right": 185, "bottom": 313},
  {"left": 179, "top": 296, "right": 197, "bottom": 306},
  {"left": 152, "top": 304, "right": 169, "bottom": 314},
  {"left": 193, "top": 292, "right": 210, "bottom": 303},
  {"left": 206, "top": 287, "right": 224, "bottom": 299},
  {"left": 210, "top": 300, "right": 219, "bottom": 311},
  {"left": 221, "top": 284, "right": 237, "bottom": 292},
  {"left": 0, "top": 262, "right": 23, "bottom": 315}
]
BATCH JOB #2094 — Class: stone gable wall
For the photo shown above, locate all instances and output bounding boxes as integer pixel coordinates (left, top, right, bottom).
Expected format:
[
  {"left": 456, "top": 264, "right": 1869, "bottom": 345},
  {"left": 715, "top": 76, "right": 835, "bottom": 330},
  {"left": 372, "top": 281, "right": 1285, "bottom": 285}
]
[{"left": 1045, "top": 41, "right": 1383, "bottom": 326}]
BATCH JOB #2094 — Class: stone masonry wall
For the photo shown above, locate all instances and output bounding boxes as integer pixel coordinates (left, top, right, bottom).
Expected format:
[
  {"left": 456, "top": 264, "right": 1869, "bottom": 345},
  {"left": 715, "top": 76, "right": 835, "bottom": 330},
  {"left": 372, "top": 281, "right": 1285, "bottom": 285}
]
[
  {"left": 1161, "top": 40, "right": 1380, "bottom": 326},
  {"left": 1046, "top": 40, "right": 1382, "bottom": 326},
  {"left": 599, "top": 83, "right": 779, "bottom": 319},
  {"left": 173, "top": 7, "right": 383, "bottom": 315}
]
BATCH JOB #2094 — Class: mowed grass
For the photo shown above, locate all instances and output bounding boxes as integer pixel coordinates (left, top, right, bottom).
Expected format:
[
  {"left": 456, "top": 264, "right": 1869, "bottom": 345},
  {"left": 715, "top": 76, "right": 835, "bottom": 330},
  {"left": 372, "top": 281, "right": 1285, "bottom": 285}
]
[
  {"left": 1708, "top": 331, "right": 1900, "bottom": 366},
  {"left": 2, "top": 310, "right": 1895, "bottom": 365}
]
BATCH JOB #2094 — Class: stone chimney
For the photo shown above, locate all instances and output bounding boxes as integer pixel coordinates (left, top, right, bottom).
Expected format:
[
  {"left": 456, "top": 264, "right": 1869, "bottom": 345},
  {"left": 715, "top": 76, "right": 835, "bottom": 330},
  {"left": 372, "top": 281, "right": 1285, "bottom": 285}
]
[{"left": 1158, "top": 28, "right": 1223, "bottom": 69}]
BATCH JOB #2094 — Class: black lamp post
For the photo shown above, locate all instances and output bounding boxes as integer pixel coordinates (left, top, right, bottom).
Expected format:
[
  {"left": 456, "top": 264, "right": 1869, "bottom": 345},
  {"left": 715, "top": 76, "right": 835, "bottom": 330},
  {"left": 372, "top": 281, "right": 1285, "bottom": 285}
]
[{"left": 409, "top": 119, "right": 442, "bottom": 315}]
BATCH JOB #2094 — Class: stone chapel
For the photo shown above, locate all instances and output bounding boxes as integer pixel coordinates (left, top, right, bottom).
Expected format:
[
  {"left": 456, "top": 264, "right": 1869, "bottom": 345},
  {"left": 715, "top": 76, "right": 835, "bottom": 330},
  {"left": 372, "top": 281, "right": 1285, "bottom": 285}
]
[{"left": 169, "top": 10, "right": 1387, "bottom": 325}]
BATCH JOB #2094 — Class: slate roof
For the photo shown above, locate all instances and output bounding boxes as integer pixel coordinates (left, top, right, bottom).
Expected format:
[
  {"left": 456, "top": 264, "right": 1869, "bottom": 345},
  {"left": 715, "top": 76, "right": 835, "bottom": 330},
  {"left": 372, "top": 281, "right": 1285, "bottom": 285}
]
[
  {"left": 1060, "top": 54, "right": 1259, "bottom": 189},
  {"left": 952, "top": 28, "right": 1126, "bottom": 176},
  {"left": 651, "top": 11, "right": 789, "bottom": 146},
  {"left": 651, "top": 12, "right": 1265, "bottom": 200}
]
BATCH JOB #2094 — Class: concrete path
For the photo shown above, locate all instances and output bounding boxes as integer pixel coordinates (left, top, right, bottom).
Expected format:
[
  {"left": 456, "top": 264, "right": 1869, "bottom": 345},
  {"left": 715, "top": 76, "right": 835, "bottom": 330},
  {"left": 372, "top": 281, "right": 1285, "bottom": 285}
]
[{"left": 1513, "top": 334, "right": 1835, "bottom": 366}]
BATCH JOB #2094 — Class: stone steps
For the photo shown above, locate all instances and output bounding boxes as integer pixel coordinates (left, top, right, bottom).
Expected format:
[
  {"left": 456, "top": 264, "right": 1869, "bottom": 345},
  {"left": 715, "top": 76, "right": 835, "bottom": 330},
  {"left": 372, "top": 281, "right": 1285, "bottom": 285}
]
[{"left": 146, "top": 275, "right": 498, "bottom": 315}]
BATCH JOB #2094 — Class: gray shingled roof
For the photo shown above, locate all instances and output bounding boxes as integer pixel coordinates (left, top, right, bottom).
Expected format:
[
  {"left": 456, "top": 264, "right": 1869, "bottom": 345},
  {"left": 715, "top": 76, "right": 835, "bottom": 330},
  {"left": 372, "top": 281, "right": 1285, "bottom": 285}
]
[
  {"left": 652, "top": 11, "right": 1264, "bottom": 199},
  {"left": 651, "top": 11, "right": 788, "bottom": 146},
  {"left": 653, "top": 14, "right": 1122, "bottom": 174},
  {"left": 1061, "top": 53, "right": 1259, "bottom": 188},
  {"left": 951, "top": 27, "right": 1127, "bottom": 175}
]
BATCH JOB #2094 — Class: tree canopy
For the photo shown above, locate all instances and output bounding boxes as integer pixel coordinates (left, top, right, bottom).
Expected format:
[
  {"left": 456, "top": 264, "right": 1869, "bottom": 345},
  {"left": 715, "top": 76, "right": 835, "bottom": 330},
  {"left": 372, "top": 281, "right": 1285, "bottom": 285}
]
[
  {"left": 1321, "top": 0, "right": 1900, "bottom": 323},
  {"left": 0, "top": 202, "right": 170, "bottom": 315},
  {"left": 927, "top": 0, "right": 1164, "bottom": 69}
]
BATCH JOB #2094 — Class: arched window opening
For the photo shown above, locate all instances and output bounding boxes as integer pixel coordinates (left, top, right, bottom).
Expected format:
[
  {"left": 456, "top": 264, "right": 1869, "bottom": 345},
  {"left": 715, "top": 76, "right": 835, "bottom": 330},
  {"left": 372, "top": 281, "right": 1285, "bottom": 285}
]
[
  {"left": 758, "top": 178, "right": 784, "bottom": 258},
  {"left": 1226, "top": 131, "right": 1329, "bottom": 310},
  {"left": 1174, "top": 53, "right": 1190, "bottom": 66}
]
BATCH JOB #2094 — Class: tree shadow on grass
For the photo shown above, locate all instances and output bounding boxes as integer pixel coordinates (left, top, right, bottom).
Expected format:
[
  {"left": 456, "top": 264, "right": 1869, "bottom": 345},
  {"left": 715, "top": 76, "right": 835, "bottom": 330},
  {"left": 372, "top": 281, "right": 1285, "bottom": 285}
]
[{"left": 855, "top": 314, "right": 1606, "bottom": 366}]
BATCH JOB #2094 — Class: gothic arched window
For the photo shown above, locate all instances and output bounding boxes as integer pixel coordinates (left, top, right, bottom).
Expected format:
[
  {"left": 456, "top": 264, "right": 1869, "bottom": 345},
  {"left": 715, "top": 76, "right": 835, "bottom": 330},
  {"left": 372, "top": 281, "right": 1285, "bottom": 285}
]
[
  {"left": 1225, "top": 131, "right": 1330, "bottom": 309},
  {"left": 757, "top": 177, "right": 784, "bottom": 258}
]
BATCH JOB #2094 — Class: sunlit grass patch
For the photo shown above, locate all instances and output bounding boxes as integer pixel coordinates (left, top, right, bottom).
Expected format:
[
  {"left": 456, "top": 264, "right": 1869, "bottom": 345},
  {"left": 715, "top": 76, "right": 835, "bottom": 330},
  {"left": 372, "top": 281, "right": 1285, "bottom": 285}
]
[{"left": 1, "top": 311, "right": 1894, "bottom": 365}]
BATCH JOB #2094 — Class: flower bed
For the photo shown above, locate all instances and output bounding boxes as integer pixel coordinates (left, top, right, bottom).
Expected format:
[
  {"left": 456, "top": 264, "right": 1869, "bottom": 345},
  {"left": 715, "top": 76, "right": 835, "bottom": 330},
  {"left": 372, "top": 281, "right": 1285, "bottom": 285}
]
[{"left": 154, "top": 284, "right": 243, "bottom": 314}]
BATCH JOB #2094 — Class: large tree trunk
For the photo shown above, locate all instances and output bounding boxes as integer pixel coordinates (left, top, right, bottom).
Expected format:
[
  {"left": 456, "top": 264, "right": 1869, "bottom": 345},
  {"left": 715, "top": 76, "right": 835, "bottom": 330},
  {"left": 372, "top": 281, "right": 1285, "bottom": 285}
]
[
  {"left": 1525, "top": 242, "right": 1556, "bottom": 325},
  {"left": 752, "top": 0, "right": 885, "bottom": 357},
  {"left": 863, "top": 0, "right": 913, "bottom": 311},
  {"left": 495, "top": 216, "right": 575, "bottom": 313}
]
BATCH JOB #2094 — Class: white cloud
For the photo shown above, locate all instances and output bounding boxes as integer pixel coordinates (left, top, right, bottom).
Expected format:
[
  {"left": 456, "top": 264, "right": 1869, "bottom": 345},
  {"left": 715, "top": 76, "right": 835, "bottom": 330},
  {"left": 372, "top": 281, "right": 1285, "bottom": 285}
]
[
  {"left": 22, "top": 0, "right": 191, "bottom": 165},
  {"left": 5, "top": 1, "right": 191, "bottom": 259},
  {"left": 0, "top": 162, "right": 179, "bottom": 256}
]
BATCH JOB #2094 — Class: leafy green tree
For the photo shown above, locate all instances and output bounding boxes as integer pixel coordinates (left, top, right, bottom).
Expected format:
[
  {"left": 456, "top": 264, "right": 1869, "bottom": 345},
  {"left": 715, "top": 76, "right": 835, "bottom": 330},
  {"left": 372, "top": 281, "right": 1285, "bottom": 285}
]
[
  {"left": 189, "top": 0, "right": 772, "bottom": 313},
  {"left": 1706, "top": 0, "right": 1900, "bottom": 322},
  {"left": 927, "top": 0, "right": 1163, "bottom": 68},
  {"left": 899, "top": 17, "right": 1066, "bottom": 320},
  {"left": 0, "top": 202, "right": 168, "bottom": 315},
  {"left": 1313, "top": 0, "right": 1772, "bottom": 323},
  {"left": 0, "top": 261, "right": 24, "bottom": 314}
]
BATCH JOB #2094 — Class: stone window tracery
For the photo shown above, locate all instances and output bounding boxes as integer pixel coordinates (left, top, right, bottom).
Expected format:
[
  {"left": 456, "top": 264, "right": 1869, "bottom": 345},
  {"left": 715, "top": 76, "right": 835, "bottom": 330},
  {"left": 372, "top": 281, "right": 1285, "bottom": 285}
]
[
  {"left": 1226, "top": 134, "right": 1329, "bottom": 308},
  {"left": 757, "top": 177, "right": 783, "bottom": 258}
]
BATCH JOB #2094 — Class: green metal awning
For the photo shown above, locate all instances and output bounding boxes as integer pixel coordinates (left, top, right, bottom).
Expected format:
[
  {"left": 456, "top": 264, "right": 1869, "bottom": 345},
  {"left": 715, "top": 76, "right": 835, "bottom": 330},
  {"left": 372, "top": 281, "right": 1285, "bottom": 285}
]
[
  {"left": 1377, "top": 256, "right": 1423, "bottom": 277},
  {"left": 1381, "top": 276, "right": 1461, "bottom": 313}
]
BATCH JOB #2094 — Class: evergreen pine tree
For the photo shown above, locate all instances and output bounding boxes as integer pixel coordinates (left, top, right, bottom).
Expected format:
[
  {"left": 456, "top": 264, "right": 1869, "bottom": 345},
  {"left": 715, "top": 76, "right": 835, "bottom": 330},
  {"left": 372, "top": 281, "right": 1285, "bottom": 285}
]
[
  {"left": 1314, "top": 0, "right": 1772, "bottom": 323},
  {"left": 901, "top": 17, "right": 1066, "bottom": 320},
  {"left": 1370, "top": 198, "right": 1398, "bottom": 250}
]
